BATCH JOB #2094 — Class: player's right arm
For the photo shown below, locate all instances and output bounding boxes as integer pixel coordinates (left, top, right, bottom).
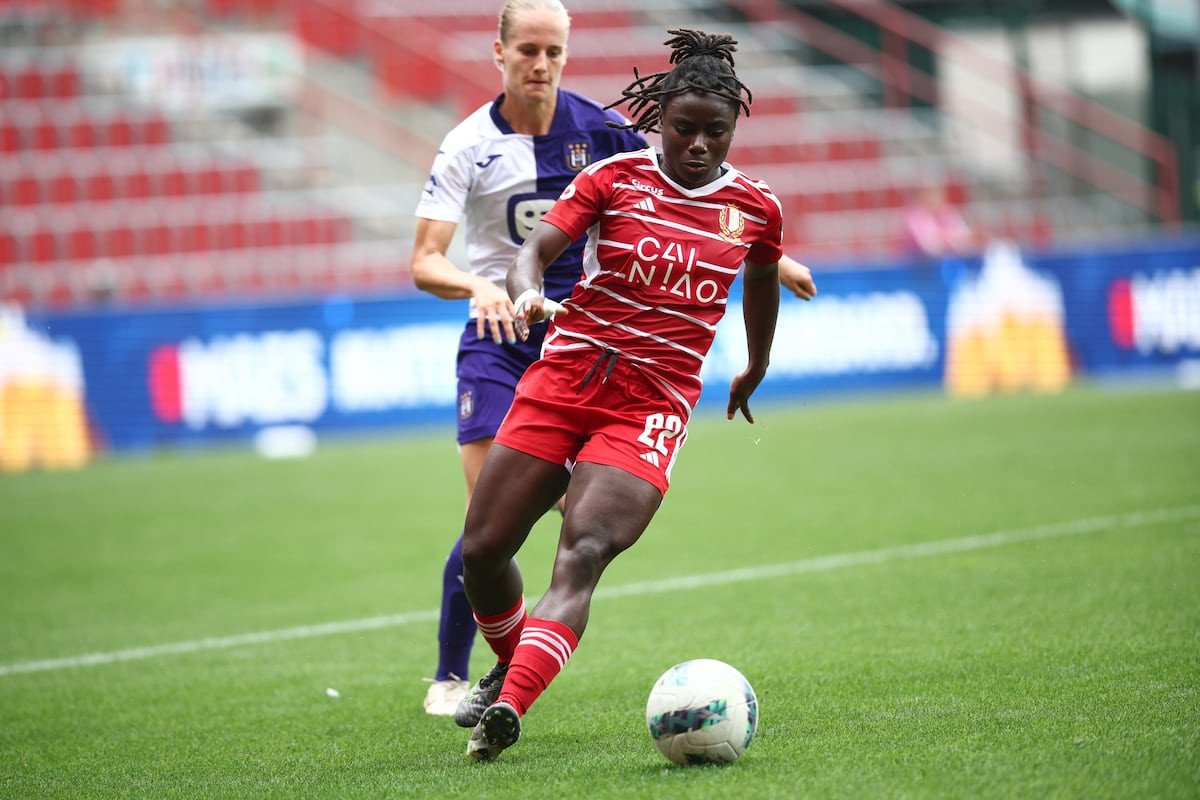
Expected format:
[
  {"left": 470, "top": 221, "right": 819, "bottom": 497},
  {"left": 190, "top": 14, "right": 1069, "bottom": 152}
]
[
  {"left": 411, "top": 217, "right": 517, "bottom": 345},
  {"left": 508, "top": 220, "right": 574, "bottom": 338}
]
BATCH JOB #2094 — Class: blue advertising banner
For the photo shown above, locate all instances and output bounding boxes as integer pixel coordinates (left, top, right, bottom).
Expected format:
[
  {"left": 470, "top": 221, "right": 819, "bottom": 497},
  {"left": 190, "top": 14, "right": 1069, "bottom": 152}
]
[{"left": 3, "top": 233, "right": 1197, "bottom": 463}]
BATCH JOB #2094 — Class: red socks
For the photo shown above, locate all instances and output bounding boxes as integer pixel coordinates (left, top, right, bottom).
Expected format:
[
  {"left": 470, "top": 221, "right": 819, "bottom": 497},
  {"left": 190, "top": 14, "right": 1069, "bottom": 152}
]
[
  {"left": 473, "top": 598, "right": 527, "bottom": 663},
  {"left": 474, "top": 605, "right": 581, "bottom": 716},
  {"left": 498, "top": 617, "right": 579, "bottom": 716}
]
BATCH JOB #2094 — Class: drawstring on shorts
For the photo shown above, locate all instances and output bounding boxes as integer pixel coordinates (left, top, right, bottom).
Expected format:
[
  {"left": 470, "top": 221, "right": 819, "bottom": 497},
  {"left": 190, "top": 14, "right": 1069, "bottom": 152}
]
[{"left": 579, "top": 347, "right": 619, "bottom": 392}]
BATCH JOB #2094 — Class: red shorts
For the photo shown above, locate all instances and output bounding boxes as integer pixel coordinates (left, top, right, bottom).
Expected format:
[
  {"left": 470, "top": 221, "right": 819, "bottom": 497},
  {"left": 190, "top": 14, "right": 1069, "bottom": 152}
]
[{"left": 495, "top": 350, "right": 690, "bottom": 496}]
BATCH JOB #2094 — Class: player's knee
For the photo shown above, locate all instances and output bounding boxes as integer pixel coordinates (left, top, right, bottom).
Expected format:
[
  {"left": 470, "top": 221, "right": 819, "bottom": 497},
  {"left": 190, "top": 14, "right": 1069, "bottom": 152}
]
[
  {"left": 460, "top": 524, "right": 508, "bottom": 573},
  {"left": 557, "top": 534, "right": 622, "bottom": 587}
]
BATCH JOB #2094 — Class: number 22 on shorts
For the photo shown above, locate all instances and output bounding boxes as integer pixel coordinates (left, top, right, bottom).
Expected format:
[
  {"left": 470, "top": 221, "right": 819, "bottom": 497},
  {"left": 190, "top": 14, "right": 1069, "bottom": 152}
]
[{"left": 637, "top": 413, "right": 683, "bottom": 456}]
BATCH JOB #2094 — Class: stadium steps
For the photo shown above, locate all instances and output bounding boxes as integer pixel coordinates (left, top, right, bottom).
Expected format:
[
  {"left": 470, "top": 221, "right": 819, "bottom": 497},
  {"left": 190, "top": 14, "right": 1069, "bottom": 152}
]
[{"left": 0, "top": 2, "right": 420, "bottom": 308}]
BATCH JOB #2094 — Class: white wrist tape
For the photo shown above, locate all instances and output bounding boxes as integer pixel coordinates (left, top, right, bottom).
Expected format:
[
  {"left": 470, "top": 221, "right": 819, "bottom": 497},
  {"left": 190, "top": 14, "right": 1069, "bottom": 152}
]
[{"left": 513, "top": 288, "right": 541, "bottom": 315}]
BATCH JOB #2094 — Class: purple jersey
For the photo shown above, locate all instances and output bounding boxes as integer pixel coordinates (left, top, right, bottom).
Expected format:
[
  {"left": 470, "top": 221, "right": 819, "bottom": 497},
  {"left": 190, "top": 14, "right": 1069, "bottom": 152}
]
[{"left": 416, "top": 90, "right": 646, "bottom": 443}]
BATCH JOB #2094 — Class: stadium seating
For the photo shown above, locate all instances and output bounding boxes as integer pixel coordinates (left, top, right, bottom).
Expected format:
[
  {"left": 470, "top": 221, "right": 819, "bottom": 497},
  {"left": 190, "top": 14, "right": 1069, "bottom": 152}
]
[
  {"left": 0, "top": 6, "right": 370, "bottom": 308},
  {"left": 0, "top": 0, "right": 1075, "bottom": 309},
  {"left": 279, "top": 0, "right": 1060, "bottom": 263}
]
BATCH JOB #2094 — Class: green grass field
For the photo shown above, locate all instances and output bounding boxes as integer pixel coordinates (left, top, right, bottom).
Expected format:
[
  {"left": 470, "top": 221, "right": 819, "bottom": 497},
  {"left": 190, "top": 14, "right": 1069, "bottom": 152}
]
[{"left": 1, "top": 384, "right": 1197, "bottom": 799}]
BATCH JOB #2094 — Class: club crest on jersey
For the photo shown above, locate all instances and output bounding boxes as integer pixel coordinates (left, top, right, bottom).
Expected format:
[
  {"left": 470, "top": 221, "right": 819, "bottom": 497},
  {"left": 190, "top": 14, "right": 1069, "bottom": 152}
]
[
  {"left": 719, "top": 204, "right": 745, "bottom": 242},
  {"left": 459, "top": 390, "right": 473, "bottom": 420},
  {"left": 566, "top": 142, "right": 591, "bottom": 171}
]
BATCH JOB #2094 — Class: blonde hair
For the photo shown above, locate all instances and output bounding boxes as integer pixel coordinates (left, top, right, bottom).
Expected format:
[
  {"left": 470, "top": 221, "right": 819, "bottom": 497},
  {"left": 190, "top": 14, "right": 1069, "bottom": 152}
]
[{"left": 498, "top": 0, "right": 571, "bottom": 43}]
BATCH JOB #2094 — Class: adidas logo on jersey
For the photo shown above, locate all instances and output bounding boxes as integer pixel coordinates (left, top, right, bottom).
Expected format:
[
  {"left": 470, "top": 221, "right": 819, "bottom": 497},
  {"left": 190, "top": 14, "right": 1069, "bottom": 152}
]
[
  {"left": 634, "top": 197, "right": 657, "bottom": 213},
  {"left": 639, "top": 451, "right": 661, "bottom": 467}
]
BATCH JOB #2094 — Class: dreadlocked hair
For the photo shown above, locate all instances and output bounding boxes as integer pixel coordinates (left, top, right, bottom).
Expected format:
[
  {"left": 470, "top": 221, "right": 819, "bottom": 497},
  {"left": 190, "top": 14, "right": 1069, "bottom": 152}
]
[{"left": 605, "top": 28, "right": 752, "bottom": 134}]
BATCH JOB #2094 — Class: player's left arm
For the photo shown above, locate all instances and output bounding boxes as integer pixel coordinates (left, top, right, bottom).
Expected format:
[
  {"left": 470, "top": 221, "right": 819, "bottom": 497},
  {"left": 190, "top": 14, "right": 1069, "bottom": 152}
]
[{"left": 728, "top": 258, "right": 780, "bottom": 424}]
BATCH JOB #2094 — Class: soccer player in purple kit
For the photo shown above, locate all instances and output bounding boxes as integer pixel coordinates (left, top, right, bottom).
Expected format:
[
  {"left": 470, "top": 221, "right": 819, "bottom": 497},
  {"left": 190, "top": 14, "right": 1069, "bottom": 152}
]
[
  {"left": 411, "top": 0, "right": 646, "bottom": 716},
  {"left": 412, "top": 2, "right": 817, "bottom": 718}
]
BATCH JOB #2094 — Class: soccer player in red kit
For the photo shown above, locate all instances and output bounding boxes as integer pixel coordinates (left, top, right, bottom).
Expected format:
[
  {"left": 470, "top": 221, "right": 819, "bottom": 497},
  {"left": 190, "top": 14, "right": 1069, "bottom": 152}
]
[{"left": 452, "top": 29, "right": 795, "bottom": 761}]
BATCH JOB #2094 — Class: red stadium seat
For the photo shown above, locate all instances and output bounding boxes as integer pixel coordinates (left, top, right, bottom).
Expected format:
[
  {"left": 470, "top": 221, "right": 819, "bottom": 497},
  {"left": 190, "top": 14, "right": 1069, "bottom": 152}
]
[
  {"left": 47, "top": 63, "right": 80, "bottom": 99},
  {"left": 101, "top": 224, "right": 136, "bottom": 259},
  {"left": 294, "top": 216, "right": 319, "bottom": 246},
  {"left": 194, "top": 163, "right": 223, "bottom": 196},
  {"left": 105, "top": 116, "right": 136, "bottom": 148},
  {"left": 121, "top": 167, "right": 154, "bottom": 200},
  {"left": 14, "top": 65, "right": 45, "bottom": 101},
  {"left": 65, "top": 227, "right": 97, "bottom": 262},
  {"left": 160, "top": 164, "right": 188, "bottom": 197},
  {"left": 828, "top": 137, "right": 854, "bottom": 162},
  {"left": 63, "top": 116, "right": 99, "bottom": 150},
  {"left": 751, "top": 94, "right": 797, "bottom": 116},
  {"left": 827, "top": 189, "right": 857, "bottom": 214},
  {"left": 30, "top": 116, "right": 59, "bottom": 150},
  {"left": 74, "top": 0, "right": 121, "bottom": 16},
  {"left": 46, "top": 170, "right": 78, "bottom": 205},
  {"left": 176, "top": 219, "right": 213, "bottom": 253},
  {"left": 83, "top": 171, "right": 116, "bottom": 203},
  {"left": 0, "top": 232, "right": 18, "bottom": 266},
  {"left": 216, "top": 219, "right": 250, "bottom": 251},
  {"left": 944, "top": 175, "right": 968, "bottom": 206},
  {"left": 0, "top": 120, "right": 20, "bottom": 153},
  {"left": 295, "top": 1, "right": 357, "bottom": 56},
  {"left": 227, "top": 163, "right": 259, "bottom": 194},
  {"left": 256, "top": 216, "right": 284, "bottom": 248},
  {"left": 801, "top": 191, "right": 833, "bottom": 215},
  {"left": 9, "top": 170, "right": 40, "bottom": 206},
  {"left": 206, "top": 0, "right": 239, "bottom": 16},
  {"left": 141, "top": 222, "right": 174, "bottom": 256},
  {"left": 28, "top": 227, "right": 59, "bottom": 263},
  {"left": 142, "top": 115, "right": 171, "bottom": 147}
]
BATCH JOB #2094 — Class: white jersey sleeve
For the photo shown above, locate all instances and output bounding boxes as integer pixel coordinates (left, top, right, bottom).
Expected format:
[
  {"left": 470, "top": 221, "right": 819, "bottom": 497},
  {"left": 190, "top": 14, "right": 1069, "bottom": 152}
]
[{"left": 414, "top": 92, "right": 648, "bottom": 318}]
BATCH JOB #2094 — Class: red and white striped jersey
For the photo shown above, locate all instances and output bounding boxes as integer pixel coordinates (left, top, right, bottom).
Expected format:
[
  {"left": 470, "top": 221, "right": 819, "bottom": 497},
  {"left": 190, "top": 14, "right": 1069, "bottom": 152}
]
[{"left": 540, "top": 146, "right": 784, "bottom": 414}]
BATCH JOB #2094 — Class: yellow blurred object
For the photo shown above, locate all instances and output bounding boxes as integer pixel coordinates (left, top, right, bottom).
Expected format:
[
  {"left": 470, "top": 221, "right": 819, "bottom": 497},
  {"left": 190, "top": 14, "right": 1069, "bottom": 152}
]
[
  {"left": 945, "top": 313, "right": 1071, "bottom": 398},
  {"left": 943, "top": 241, "right": 1072, "bottom": 398},
  {"left": 0, "top": 383, "right": 92, "bottom": 472},
  {"left": 0, "top": 305, "right": 93, "bottom": 472}
]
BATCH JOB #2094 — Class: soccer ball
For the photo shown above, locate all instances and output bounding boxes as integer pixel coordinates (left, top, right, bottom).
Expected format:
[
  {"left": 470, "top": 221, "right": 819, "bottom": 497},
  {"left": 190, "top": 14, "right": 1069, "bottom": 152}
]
[{"left": 645, "top": 658, "right": 758, "bottom": 766}]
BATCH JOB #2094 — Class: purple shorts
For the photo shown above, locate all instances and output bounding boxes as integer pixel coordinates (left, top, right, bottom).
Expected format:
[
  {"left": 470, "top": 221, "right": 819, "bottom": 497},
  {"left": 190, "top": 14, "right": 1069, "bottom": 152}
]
[{"left": 455, "top": 322, "right": 546, "bottom": 445}]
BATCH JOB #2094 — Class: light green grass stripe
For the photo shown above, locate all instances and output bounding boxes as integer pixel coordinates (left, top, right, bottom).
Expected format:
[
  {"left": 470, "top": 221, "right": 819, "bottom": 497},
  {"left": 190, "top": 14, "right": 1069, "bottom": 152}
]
[
  {"left": 2, "top": 504, "right": 1196, "bottom": 678},
  {"left": 596, "top": 505, "right": 1200, "bottom": 598},
  {"left": 0, "top": 610, "right": 438, "bottom": 677}
]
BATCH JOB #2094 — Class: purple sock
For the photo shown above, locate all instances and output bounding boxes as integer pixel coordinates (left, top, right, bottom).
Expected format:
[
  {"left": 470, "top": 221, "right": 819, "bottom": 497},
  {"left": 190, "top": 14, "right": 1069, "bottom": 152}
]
[{"left": 434, "top": 534, "right": 476, "bottom": 681}]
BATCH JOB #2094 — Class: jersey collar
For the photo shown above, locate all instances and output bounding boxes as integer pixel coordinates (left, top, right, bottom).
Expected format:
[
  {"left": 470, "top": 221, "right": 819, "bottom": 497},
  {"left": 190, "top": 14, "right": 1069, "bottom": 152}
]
[{"left": 490, "top": 90, "right": 571, "bottom": 136}]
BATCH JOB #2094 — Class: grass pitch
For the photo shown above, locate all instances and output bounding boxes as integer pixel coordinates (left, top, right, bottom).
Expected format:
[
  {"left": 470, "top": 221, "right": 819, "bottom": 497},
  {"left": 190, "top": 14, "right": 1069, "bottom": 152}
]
[{"left": 1, "top": 384, "right": 1197, "bottom": 799}]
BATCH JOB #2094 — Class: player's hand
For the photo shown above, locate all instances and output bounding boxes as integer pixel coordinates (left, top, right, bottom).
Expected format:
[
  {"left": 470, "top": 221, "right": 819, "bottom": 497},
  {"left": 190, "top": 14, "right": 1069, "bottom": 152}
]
[
  {"left": 512, "top": 291, "right": 568, "bottom": 342},
  {"left": 726, "top": 366, "right": 767, "bottom": 423},
  {"left": 779, "top": 257, "right": 817, "bottom": 301},
  {"left": 474, "top": 280, "right": 518, "bottom": 345}
]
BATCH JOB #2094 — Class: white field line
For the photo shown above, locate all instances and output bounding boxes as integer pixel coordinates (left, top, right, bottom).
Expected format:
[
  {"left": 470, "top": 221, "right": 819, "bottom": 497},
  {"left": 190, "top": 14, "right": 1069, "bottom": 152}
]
[{"left": 2, "top": 504, "right": 1197, "bottom": 678}]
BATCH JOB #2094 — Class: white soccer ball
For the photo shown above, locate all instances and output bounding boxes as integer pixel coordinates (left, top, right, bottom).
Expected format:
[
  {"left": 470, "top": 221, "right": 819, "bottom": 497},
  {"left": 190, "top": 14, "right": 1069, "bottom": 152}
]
[{"left": 645, "top": 658, "right": 759, "bottom": 766}]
